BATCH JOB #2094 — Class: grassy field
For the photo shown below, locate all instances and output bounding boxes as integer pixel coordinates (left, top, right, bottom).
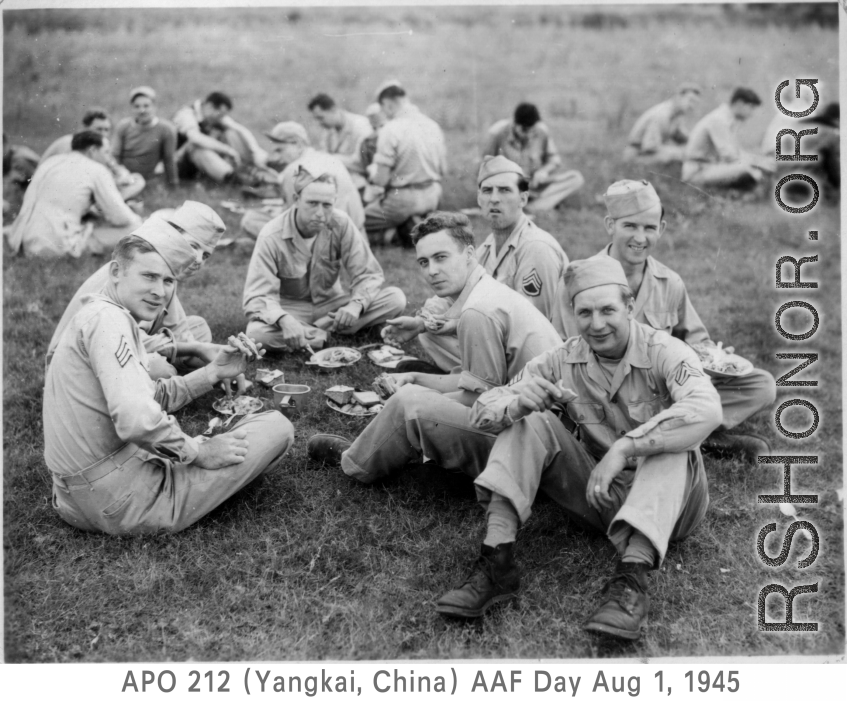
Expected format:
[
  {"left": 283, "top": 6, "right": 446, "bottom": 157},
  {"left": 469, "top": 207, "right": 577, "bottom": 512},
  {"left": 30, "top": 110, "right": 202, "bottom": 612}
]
[{"left": 3, "top": 6, "right": 843, "bottom": 661}]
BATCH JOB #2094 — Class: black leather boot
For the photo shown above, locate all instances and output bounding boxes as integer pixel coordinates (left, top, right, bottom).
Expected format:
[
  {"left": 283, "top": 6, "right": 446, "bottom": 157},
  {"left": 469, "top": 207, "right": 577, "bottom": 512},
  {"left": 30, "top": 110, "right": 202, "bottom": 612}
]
[
  {"left": 583, "top": 561, "right": 650, "bottom": 641},
  {"left": 436, "top": 543, "right": 520, "bottom": 619}
]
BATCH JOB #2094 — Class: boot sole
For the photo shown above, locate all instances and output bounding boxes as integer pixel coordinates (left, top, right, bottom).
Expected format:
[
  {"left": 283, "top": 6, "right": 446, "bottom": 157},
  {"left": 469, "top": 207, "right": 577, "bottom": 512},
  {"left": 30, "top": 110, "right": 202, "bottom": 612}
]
[
  {"left": 582, "top": 618, "right": 646, "bottom": 641},
  {"left": 436, "top": 591, "right": 518, "bottom": 619}
]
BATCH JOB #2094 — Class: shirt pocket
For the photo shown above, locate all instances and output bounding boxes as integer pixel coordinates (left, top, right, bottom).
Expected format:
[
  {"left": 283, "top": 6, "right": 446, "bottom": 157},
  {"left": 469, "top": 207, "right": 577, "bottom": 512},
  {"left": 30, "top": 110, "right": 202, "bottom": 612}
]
[
  {"left": 278, "top": 266, "right": 311, "bottom": 300},
  {"left": 643, "top": 307, "right": 679, "bottom": 334},
  {"left": 566, "top": 401, "right": 606, "bottom": 425},
  {"left": 312, "top": 258, "right": 342, "bottom": 292},
  {"left": 626, "top": 394, "right": 670, "bottom": 425}
]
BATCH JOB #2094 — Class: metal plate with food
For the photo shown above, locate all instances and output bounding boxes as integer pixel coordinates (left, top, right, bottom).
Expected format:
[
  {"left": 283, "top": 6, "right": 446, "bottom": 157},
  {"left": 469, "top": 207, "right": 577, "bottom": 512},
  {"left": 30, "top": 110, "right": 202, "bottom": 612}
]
[
  {"left": 255, "top": 368, "right": 284, "bottom": 386},
  {"left": 367, "top": 345, "right": 417, "bottom": 369},
  {"left": 212, "top": 396, "right": 265, "bottom": 415},
  {"left": 691, "top": 342, "right": 754, "bottom": 378},
  {"left": 326, "top": 399, "right": 383, "bottom": 417},
  {"left": 306, "top": 347, "right": 362, "bottom": 368}
]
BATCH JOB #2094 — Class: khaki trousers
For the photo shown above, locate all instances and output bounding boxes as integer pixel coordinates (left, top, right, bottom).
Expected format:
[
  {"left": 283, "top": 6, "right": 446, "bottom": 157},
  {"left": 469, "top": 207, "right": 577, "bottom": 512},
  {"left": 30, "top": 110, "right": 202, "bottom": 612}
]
[
  {"left": 712, "top": 367, "right": 776, "bottom": 431},
  {"left": 526, "top": 170, "right": 585, "bottom": 212},
  {"left": 50, "top": 411, "right": 294, "bottom": 535},
  {"left": 363, "top": 183, "right": 442, "bottom": 233},
  {"left": 247, "top": 286, "right": 406, "bottom": 351}
]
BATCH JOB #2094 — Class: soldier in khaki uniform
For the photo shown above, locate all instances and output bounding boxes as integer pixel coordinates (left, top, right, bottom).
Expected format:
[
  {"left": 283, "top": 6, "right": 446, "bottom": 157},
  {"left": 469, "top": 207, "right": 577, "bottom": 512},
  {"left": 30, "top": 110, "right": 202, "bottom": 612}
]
[
  {"left": 391, "top": 156, "right": 568, "bottom": 372},
  {"left": 553, "top": 180, "right": 776, "bottom": 461},
  {"left": 622, "top": 84, "right": 701, "bottom": 164},
  {"left": 307, "top": 211, "right": 560, "bottom": 487},
  {"left": 308, "top": 93, "right": 372, "bottom": 191},
  {"left": 45, "top": 201, "right": 235, "bottom": 384},
  {"left": 243, "top": 168, "right": 405, "bottom": 351},
  {"left": 432, "top": 256, "right": 721, "bottom": 640},
  {"left": 44, "top": 222, "right": 294, "bottom": 535}
]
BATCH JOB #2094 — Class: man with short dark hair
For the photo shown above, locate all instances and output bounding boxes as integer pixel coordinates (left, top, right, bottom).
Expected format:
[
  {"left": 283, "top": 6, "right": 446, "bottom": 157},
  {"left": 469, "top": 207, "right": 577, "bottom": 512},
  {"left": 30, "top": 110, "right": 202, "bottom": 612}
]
[
  {"left": 623, "top": 84, "right": 702, "bottom": 164},
  {"left": 41, "top": 107, "right": 146, "bottom": 201},
  {"left": 307, "top": 210, "right": 560, "bottom": 483},
  {"left": 243, "top": 168, "right": 405, "bottom": 351},
  {"left": 112, "top": 86, "right": 178, "bottom": 185},
  {"left": 384, "top": 156, "right": 569, "bottom": 372},
  {"left": 44, "top": 219, "right": 293, "bottom": 536},
  {"left": 308, "top": 93, "right": 372, "bottom": 191},
  {"left": 173, "top": 91, "right": 269, "bottom": 182},
  {"left": 7, "top": 130, "right": 142, "bottom": 257},
  {"left": 431, "top": 255, "right": 721, "bottom": 639},
  {"left": 682, "top": 87, "right": 773, "bottom": 189},
  {"left": 482, "top": 102, "right": 584, "bottom": 212},
  {"left": 363, "top": 81, "right": 446, "bottom": 246}
]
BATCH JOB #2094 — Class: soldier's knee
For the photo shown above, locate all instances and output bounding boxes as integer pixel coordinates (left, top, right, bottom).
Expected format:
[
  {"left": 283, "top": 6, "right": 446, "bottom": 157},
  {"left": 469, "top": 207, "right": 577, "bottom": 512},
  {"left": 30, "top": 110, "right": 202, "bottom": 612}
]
[{"left": 382, "top": 286, "right": 407, "bottom": 316}]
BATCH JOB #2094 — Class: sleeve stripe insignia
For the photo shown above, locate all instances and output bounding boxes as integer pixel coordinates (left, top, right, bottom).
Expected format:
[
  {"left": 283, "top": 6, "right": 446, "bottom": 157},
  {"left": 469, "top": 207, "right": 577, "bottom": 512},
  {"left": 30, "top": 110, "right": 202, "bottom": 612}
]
[
  {"left": 673, "top": 360, "right": 704, "bottom": 386},
  {"left": 115, "top": 335, "right": 134, "bottom": 367},
  {"left": 522, "top": 269, "right": 542, "bottom": 297}
]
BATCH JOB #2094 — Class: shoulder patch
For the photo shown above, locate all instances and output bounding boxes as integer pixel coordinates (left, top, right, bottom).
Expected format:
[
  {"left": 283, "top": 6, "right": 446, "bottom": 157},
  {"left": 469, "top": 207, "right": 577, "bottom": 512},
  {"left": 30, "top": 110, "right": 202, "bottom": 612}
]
[
  {"left": 115, "top": 335, "right": 134, "bottom": 368},
  {"left": 672, "top": 360, "right": 704, "bottom": 387},
  {"left": 522, "top": 269, "right": 542, "bottom": 297}
]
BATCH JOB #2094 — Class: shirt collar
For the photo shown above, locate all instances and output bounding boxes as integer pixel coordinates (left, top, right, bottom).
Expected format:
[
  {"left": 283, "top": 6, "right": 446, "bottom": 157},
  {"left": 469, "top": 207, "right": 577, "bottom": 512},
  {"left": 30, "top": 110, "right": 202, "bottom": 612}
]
[
  {"left": 444, "top": 263, "right": 486, "bottom": 317},
  {"left": 598, "top": 243, "right": 667, "bottom": 280},
  {"left": 565, "top": 319, "right": 651, "bottom": 370}
]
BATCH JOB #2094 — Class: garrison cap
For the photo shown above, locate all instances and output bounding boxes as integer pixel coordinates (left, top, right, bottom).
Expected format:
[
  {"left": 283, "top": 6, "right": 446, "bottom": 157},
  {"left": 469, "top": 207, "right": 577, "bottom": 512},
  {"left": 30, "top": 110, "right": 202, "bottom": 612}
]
[
  {"left": 265, "top": 121, "right": 310, "bottom": 145},
  {"left": 130, "top": 218, "right": 197, "bottom": 279},
  {"left": 375, "top": 79, "right": 404, "bottom": 101},
  {"left": 165, "top": 201, "right": 226, "bottom": 249},
  {"left": 564, "top": 256, "right": 629, "bottom": 303},
  {"left": 603, "top": 179, "right": 662, "bottom": 219},
  {"left": 130, "top": 86, "right": 156, "bottom": 102},
  {"left": 477, "top": 155, "right": 525, "bottom": 186}
]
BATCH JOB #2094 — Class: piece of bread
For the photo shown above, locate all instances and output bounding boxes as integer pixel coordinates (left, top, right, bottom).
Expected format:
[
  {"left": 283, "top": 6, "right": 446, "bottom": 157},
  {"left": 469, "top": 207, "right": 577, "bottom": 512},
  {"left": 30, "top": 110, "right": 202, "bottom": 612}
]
[
  {"left": 352, "top": 390, "right": 381, "bottom": 407},
  {"left": 325, "top": 385, "right": 355, "bottom": 404}
]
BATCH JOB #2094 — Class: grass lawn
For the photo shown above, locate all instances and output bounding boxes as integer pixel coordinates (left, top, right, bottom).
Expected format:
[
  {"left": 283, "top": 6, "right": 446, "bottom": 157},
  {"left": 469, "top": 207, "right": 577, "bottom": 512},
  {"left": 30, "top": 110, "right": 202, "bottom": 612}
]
[{"left": 3, "top": 6, "right": 843, "bottom": 661}]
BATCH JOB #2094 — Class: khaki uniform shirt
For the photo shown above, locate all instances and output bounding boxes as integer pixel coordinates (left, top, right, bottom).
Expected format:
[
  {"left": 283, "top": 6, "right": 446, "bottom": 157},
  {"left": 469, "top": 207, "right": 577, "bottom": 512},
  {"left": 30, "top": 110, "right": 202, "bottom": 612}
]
[
  {"left": 447, "top": 265, "right": 561, "bottom": 393},
  {"left": 685, "top": 104, "right": 741, "bottom": 164},
  {"left": 6, "top": 152, "right": 140, "bottom": 257},
  {"left": 627, "top": 99, "right": 687, "bottom": 153},
  {"left": 553, "top": 245, "right": 711, "bottom": 347},
  {"left": 317, "top": 110, "right": 372, "bottom": 179},
  {"left": 45, "top": 264, "right": 194, "bottom": 366},
  {"left": 44, "top": 290, "right": 214, "bottom": 476},
  {"left": 472, "top": 320, "right": 722, "bottom": 462},
  {"left": 278, "top": 148, "right": 365, "bottom": 231},
  {"left": 482, "top": 119, "right": 562, "bottom": 178},
  {"left": 475, "top": 214, "right": 569, "bottom": 319},
  {"left": 243, "top": 206, "right": 384, "bottom": 325},
  {"left": 373, "top": 103, "right": 446, "bottom": 187}
]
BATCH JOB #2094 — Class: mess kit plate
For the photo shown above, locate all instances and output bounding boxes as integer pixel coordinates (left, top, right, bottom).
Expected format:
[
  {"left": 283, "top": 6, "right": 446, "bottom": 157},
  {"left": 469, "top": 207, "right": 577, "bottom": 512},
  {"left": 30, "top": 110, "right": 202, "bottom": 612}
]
[
  {"left": 212, "top": 396, "right": 265, "bottom": 415},
  {"left": 306, "top": 347, "right": 362, "bottom": 368}
]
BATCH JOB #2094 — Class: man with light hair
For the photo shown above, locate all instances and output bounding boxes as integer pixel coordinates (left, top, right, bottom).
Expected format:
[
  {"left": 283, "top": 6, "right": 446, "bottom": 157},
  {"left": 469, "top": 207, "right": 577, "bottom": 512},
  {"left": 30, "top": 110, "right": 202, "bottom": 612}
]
[
  {"left": 308, "top": 93, "right": 372, "bottom": 192},
  {"left": 112, "top": 86, "right": 179, "bottom": 186},
  {"left": 243, "top": 168, "right": 405, "bottom": 351},
  {"left": 623, "top": 84, "right": 702, "bottom": 164},
  {"left": 553, "top": 179, "right": 776, "bottom": 462},
  {"left": 240, "top": 121, "right": 365, "bottom": 238},
  {"left": 364, "top": 81, "right": 446, "bottom": 247},
  {"left": 46, "top": 201, "right": 240, "bottom": 384},
  {"left": 307, "top": 209, "right": 559, "bottom": 481},
  {"left": 7, "top": 130, "right": 142, "bottom": 257},
  {"left": 40, "top": 107, "right": 146, "bottom": 202},
  {"left": 482, "top": 102, "right": 584, "bottom": 212},
  {"left": 682, "top": 87, "right": 773, "bottom": 189},
  {"left": 431, "top": 255, "right": 721, "bottom": 640},
  {"left": 382, "top": 156, "right": 568, "bottom": 373},
  {"left": 44, "top": 219, "right": 294, "bottom": 535}
]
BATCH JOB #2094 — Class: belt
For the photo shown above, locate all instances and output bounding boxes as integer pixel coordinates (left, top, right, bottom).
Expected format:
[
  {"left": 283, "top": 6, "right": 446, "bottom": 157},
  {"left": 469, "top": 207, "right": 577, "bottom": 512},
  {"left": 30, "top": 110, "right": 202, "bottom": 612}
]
[
  {"left": 52, "top": 443, "right": 147, "bottom": 489},
  {"left": 390, "top": 180, "right": 437, "bottom": 190}
]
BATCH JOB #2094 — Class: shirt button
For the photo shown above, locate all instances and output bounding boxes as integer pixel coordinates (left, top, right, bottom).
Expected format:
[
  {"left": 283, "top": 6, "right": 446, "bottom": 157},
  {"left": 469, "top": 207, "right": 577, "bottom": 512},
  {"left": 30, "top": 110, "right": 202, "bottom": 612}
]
[
  {"left": 620, "top": 431, "right": 626, "bottom": 436},
  {"left": 579, "top": 415, "right": 585, "bottom": 420},
  {"left": 611, "top": 397, "right": 617, "bottom": 404},
  {"left": 650, "top": 439, "right": 655, "bottom": 445}
]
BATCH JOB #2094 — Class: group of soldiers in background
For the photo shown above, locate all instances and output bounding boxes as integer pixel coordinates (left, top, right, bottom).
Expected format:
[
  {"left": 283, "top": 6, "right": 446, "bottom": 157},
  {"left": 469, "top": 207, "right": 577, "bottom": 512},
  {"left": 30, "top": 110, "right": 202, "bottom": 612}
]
[{"left": 20, "top": 75, "right": 834, "bottom": 643}]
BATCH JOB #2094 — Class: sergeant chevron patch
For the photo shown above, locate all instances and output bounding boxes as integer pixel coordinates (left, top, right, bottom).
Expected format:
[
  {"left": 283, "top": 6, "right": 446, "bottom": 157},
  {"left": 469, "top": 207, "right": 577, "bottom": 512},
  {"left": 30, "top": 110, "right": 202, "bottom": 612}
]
[
  {"left": 115, "top": 335, "right": 133, "bottom": 367},
  {"left": 522, "top": 269, "right": 542, "bottom": 296}
]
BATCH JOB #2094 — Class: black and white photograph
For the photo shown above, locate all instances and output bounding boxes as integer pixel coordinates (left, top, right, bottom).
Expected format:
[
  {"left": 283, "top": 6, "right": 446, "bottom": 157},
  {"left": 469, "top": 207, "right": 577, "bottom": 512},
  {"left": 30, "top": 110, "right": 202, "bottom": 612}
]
[{"left": 2, "top": 0, "right": 843, "bottom": 679}]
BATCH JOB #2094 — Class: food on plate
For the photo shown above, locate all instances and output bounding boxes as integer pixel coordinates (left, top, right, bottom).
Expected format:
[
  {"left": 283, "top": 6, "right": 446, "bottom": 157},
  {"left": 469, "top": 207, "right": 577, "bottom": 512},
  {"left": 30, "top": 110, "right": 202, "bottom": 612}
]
[
  {"left": 368, "top": 345, "right": 405, "bottom": 364},
  {"left": 352, "top": 390, "right": 381, "bottom": 408},
  {"left": 419, "top": 307, "right": 445, "bottom": 332},
  {"left": 256, "top": 368, "right": 284, "bottom": 386},
  {"left": 310, "top": 347, "right": 361, "bottom": 366},
  {"left": 326, "top": 399, "right": 379, "bottom": 417},
  {"left": 213, "top": 395, "right": 264, "bottom": 415},
  {"left": 372, "top": 373, "right": 398, "bottom": 400},
  {"left": 691, "top": 342, "right": 752, "bottom": 376},
  {"left": 325, "top": 385, "right": 355, "bottom": 404}
]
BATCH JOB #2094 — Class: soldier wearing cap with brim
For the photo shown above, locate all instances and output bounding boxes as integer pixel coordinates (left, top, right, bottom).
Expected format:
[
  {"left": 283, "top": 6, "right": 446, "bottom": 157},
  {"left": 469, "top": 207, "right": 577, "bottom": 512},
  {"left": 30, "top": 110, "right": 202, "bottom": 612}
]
[
  {"left": 427, "top": 256, "right": 721, "bottom": 640},
  {"left": 44, "top": 220, "right": 294, "bottom": 535},
  {"left": 46, "top": 201, "right": 246, "bottom": 390},
  {"left": 243, "top": 165, "right": 406, "bottom": 351},
  {"left": 553, "top": 179, "right": 776, "bottom": 463},
  {"left": 240, "top": 122, "right": 365, "bottom": 239},
  {"left": 111, "top": 85, "right": 179, "bottom": 186},
  {"left": 384, "top": 155, "right": 569, "bottom": 373},
  {"left": 623, "top": 83, "right": 702, "bottom": 165}
]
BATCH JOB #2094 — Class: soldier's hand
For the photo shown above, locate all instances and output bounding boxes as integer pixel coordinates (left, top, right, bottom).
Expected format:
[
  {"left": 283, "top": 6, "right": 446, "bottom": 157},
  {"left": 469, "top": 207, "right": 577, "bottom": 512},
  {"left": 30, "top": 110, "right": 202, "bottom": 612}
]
[
  {"left": 515, "top": 375, "right": 563, "bottom": 416},
  {"left": 431, "top": 317, "right": 458, "bottom": 336},
  {"left": 279, "top": 315, "right": 307, "bottom": 350},
  {"left": 586, "top": 441, "right": 630, "bottom": 511},
  {"left": 330, "top": 302, "right": 362, "bottom": 332},
  {"left": 382, "top": 316, "right": 424, "bottom": 344},
  {"left": 208, "top": 344, "right": 252, "bottom": 382},
  {"left": 195, "top": 429, "right": 249, "bottom": 470},
  {"left": 390, "top": 372, "right": 417, "bottom": 389}
]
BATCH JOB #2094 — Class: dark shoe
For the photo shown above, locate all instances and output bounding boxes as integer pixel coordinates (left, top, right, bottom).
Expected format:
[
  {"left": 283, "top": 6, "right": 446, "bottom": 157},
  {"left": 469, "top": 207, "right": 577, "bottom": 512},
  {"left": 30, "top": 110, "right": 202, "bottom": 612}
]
[
  {"left": 583, "top": 561, "right": 650, "bottom": 641},
  {"left": 307, "top": 434, "right": 352, "bottom": 466},
  {"left": 436, "top": 543, "right": 520, "bottom": 619},
  {"left": 394, "top": 359, "right": 448, "bottom": 375},
  {"left": 702, "top": 430, "right": 771, "bottom": 463}
]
